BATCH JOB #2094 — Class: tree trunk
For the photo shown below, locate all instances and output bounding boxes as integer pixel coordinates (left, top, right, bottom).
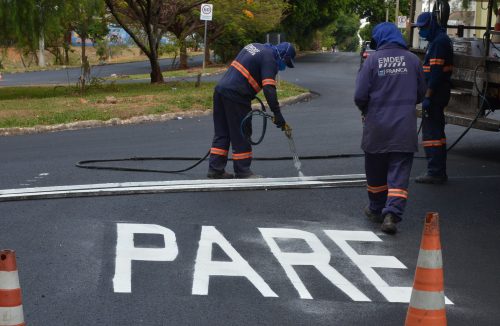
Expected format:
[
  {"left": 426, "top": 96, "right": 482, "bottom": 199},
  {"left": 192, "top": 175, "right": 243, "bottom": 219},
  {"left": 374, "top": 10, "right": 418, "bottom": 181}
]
[
  {"left": 38, "top": 32, "right": 46, "bottom": 67},
  {"left": 81, "top": 36, "right": 87, "bottom": 64},
  {"left": 149, "top": 55, "right": 164, "bottom": 83},
  {"left": 179, "top": 38, "right": 188, "bottom": 69},
  {"left": 204, "top": 38, "right": 212, "bottom": 66}
]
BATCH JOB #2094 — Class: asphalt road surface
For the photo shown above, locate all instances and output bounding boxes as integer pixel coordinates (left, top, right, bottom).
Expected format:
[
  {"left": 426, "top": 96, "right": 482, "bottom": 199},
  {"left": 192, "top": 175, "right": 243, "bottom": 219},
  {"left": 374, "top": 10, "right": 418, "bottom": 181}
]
[
  {"left": 0, "top": 55, "right": 203, "bottom": 86},
  {"left": 1, "top": 52, "right": 499, "bottom": 325}
]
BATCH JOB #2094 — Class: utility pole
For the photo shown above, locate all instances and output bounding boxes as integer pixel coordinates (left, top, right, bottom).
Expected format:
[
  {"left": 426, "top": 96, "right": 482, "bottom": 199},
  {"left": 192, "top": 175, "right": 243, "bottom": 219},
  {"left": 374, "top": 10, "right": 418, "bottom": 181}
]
[{"left": 395, "top": 0, "right": 400, "bottom": 24}]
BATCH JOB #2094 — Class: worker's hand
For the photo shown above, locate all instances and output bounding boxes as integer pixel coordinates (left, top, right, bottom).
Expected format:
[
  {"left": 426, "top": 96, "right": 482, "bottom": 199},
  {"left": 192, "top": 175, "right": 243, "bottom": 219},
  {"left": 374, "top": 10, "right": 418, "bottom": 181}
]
[
  {"left": 422, "top": 97, "right": 432, "bottom": 118},
  {"left": 273, "top": 111, "right": 286, "bottom": 130}
]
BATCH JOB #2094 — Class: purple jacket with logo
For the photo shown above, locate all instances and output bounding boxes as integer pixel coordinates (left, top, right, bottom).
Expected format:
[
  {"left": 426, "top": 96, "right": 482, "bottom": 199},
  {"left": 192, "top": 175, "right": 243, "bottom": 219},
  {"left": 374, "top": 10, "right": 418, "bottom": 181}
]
[{"left": 354, "top": 43, "right": 426, "bottom": 153}]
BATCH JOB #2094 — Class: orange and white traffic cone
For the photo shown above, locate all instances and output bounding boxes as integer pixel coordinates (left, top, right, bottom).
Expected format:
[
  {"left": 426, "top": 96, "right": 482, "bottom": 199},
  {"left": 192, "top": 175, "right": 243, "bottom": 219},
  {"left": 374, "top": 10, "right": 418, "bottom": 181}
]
[
  {"left": 0, "top": 250, "right": 25, "bottom": 326},
  {"left": 405, "top": 212, "right": 446, "bottom": 326}
]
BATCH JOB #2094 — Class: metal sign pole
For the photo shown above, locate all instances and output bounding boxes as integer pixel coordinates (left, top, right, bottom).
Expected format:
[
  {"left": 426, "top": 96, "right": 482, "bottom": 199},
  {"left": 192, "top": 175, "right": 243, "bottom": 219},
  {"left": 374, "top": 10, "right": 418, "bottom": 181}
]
[{"left": 203, "top": 20, "right": 208, "bottom": 71}]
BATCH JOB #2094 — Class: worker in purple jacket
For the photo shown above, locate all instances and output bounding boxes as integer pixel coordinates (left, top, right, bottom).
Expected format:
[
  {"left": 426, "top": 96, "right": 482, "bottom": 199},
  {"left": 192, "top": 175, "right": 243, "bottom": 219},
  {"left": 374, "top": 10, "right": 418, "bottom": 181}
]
[{"left": 354, "top": 22, "right": 427, "bottom": 234}]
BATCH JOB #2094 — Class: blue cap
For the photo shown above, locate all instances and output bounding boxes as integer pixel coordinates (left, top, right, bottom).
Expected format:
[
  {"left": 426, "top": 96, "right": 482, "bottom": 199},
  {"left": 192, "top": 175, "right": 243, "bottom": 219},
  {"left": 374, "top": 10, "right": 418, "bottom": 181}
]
[
  {"left": 277, "top": 42, "right": 296, "bottom": 68},
  {"left": 413, "top": 12, "right": 432, "bottom": 27}
]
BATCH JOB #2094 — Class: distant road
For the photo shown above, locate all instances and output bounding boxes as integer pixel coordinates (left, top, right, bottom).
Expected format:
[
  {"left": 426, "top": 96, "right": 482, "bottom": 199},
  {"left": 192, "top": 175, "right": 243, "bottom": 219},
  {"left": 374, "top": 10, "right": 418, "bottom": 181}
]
[{"left": 0, "top": 55, "right": 203, "bottom": 87}]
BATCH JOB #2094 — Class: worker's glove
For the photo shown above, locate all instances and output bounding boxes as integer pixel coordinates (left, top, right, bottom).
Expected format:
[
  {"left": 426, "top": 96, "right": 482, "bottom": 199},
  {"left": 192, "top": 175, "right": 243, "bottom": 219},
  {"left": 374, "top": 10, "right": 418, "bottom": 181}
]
[
  {"left": 422, "top": 97, "right": 432, "bottom": 118},
  {"left": 272, "top": 110, "right": 286, "bottom": 130}
]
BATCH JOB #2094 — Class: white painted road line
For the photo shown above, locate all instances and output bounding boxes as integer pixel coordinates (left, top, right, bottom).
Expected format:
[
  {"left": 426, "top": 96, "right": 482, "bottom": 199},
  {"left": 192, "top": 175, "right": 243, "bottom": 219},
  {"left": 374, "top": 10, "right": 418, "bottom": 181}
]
[{"left": 0, "top": 174, "right": 367, "bottom": 202}]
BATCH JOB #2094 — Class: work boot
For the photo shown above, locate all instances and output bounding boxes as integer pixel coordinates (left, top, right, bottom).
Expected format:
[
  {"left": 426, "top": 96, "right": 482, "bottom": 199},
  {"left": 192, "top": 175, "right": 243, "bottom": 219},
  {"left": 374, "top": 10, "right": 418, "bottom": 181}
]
[
  {"left": 364, "top": 206, "right": 383, "bottom": 223},
  {"left": 415, "top": 174, "right": 448, "bottom": 184},
  {"left": 381, "top": 213, "right": 401, "bottom": 235},
  {"left": 207, "top": 170, "right": 234, "bottom": 179}
]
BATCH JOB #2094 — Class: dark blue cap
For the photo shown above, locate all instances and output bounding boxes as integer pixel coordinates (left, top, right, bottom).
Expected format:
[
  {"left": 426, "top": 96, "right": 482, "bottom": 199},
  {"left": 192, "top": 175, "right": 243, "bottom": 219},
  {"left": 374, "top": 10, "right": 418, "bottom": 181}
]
[
  {"left": 413, "top": 12, "right": 432, "bottom": 27},
  {"left": 277, "top": 42, "right": 296, "bottom": 68}
]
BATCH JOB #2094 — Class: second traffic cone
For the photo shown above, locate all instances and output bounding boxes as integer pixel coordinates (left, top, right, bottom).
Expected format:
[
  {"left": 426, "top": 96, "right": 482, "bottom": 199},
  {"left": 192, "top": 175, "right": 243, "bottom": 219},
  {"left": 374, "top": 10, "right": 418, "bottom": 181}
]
[
  {"left": 0, "top": 250, "right": 25, "bottom": 326},
  {"left": 405, "top": 212, "right": 446, "bottom": 326}
]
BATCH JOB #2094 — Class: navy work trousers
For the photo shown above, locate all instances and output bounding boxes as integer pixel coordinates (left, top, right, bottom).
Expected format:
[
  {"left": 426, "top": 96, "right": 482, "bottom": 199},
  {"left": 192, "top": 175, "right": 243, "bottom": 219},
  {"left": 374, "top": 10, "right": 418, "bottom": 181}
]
[
  {"left": 209, "top": 91, "right": 253, "bottom": 176},
  {"left": 365, "top": 152, "right": 414, "bottom": 219},
  {"left": 422, "top": 102, "right": 447, "bottom": 177}
]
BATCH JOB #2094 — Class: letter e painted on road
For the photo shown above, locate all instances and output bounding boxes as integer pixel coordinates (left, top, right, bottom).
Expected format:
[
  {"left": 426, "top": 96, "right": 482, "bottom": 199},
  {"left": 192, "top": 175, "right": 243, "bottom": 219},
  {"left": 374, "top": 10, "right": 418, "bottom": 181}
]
[
  {"left": 259, "top": 228, "right": 370, "bottom": 301},
  {"left": 113, "top": 223, "right": 179, "bottom": 293},
  {"left": 325, "top": 230, "right": 453, "bottom": 304},
  {"left": 325, "top": 230, "right": 410, "bottom": 302},
  {"left": 192, "top": 226, "right": 278, "bottom": 297}
]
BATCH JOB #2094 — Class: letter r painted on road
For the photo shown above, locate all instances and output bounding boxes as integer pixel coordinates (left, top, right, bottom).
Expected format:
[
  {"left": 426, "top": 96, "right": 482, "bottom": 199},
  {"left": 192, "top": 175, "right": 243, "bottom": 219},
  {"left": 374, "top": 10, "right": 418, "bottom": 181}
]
[
  {"left": 192, "top": 226, "right": 278, "bottom": 297},
  {"left": 113, "top": 223, "right": 179, "bottom": 293},
  {"left": 259, "top": 228, "right": 370, "bottom": 301}
]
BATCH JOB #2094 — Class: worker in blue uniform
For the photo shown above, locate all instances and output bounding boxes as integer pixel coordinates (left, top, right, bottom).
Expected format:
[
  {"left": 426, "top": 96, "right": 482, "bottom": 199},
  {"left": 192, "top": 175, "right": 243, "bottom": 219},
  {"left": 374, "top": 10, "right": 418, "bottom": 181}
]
[
  {"left": 208, "top": 42, "right": 296, "bottom": 179},
  {"left": 413, "top": 12, "right": 453, "bottom": 184},
  {"left": 354, "top": 23, "right": 427, "bottom": 234}
]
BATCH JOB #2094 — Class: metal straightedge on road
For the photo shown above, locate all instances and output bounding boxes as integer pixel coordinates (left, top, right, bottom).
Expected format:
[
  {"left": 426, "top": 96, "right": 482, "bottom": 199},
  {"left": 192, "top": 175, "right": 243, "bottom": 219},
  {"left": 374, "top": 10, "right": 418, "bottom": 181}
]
[{"left": 0, "top": 174, "right": 366, "bottom": 202}]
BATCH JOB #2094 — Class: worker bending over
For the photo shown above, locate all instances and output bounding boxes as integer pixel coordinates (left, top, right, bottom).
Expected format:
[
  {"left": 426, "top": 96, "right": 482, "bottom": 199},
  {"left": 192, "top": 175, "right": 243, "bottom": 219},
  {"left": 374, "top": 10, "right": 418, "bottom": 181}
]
[{"left": 208, "top": 42, "right": 296, "bottom": 179}]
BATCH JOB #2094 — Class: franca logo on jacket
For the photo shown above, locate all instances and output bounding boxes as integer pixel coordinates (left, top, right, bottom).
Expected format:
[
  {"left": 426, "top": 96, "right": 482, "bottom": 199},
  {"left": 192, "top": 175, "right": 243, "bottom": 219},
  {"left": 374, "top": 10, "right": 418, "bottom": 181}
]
[
  {"left": 378, "top": 56, "right": 408, "bottom": 76},
  {"left": 244, "top": 44, "right": 261, "bottom": 56}
]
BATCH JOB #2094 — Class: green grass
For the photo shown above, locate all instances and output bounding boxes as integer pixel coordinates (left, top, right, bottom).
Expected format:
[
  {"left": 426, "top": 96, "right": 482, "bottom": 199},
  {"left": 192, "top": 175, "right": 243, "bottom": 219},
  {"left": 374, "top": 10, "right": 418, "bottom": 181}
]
[{"left": 0, "top": 80, "right": 308, "bottom": 129}]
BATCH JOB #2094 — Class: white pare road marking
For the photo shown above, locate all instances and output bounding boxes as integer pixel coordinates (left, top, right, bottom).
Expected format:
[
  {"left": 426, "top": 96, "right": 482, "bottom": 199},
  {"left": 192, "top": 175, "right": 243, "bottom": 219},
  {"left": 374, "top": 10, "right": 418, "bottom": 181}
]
[
  {"left": 325, "top": 230, "right": 453, "bottom": 304},
  {"left": 113, "top": 224, "right": 453, "bottom": 304},
  {"left": 113, "top": 223, "right": 178, "bottom": 293},
  {"left": 192, "top": 226, "right": 278, "bottom": 297},
  {"left": 259, "top": 228, "right": 369, "bottom": 301}
]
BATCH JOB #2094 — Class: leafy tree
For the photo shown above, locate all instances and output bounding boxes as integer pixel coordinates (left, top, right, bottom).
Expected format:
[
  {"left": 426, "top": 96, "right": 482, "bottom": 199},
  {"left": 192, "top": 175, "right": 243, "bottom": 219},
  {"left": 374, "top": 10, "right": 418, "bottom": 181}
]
[
  {"left": 0, "top": 0, "right": 65, "bottom": 67},
  {"left": 65, "top": 0, "right": 108, "bottom": 66},
  {"left": 208, "top": 0, "right": 287, "bottom": 63},
  {"left": 351, "top": 0, "right": 410, "bottom": 42},
  {"left": 105, "top": 0, "right": 205, "bottom": 83},
  {"left": 281, "top": 0, "right": 347, "bottom": 49}
]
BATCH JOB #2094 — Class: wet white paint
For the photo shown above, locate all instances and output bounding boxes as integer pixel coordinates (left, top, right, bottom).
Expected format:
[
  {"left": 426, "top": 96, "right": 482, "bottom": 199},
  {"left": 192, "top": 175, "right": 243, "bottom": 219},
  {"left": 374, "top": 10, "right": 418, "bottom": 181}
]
[
  {"left": 113, "top": 223, "right": 178, "bottom": 293},
  {"left": 113, "top": 223, "right": 453, "bottom": 305},
  {"left": 325, "top": 230, "right": 453, "bottom": 305},
  {"left": 259, "top": 228, "right": 370, "bottom": 301},
  {"left": 192, "top": 226, "right": 278, "bottom": 297}
]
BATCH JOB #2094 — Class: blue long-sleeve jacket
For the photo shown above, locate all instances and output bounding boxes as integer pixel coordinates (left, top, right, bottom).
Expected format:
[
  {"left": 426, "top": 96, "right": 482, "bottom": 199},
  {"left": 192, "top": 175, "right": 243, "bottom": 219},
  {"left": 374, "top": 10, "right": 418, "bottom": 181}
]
[
  {"left": 216, "top": 43, "right": 280, "bottom": 111},
  {"left": 355, "top": 43, "right": 427, "bottom": 153},
  {"left": 423, "top": 31, "right": 453, "bottom": 103}
]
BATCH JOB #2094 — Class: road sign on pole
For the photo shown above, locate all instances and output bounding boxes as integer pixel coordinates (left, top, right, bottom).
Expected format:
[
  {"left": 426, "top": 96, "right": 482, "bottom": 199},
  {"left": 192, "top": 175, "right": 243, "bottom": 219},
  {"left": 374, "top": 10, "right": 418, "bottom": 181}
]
[
  {"left": 397, "top": 16, "right": 407, "bottom": 29},
  {"left": 200, "top": 4, "right": 213, "bottom": 72},
  {"left": 200, "top": 4, "right": 213, "bottom": 21}
]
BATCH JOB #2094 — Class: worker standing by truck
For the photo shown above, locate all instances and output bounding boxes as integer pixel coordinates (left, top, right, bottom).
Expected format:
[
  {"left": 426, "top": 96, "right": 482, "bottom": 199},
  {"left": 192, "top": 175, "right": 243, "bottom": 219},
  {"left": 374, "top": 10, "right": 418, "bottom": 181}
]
[
  {"left": 354, "top": 22, "right": 426, "bottom": 234},
  {"left": 413, "top": 11, "right": 454, "bottom": 184}
]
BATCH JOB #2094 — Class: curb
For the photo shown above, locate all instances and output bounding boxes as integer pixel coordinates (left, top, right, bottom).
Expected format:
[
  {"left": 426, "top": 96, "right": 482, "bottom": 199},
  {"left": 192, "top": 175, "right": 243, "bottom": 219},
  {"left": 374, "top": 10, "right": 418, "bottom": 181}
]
[{"left": 0, "top": 92, "right": 314, "bottom": 136}]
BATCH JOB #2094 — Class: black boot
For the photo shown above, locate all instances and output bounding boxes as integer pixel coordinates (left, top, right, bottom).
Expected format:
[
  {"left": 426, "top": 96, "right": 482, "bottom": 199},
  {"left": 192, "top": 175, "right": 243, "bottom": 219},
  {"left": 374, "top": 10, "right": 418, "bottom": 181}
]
[
  {"left": 207, "top": 170, "right": 234, "bottom": 179},
  {"left": 381, "top": 213, "right": 401, "bottom": 234},
  {"left": 415, "top": 174, "right": 448, "bottom": 184},
  {"left": 364, "top": 206, "right": 383, "bottom": 223}
]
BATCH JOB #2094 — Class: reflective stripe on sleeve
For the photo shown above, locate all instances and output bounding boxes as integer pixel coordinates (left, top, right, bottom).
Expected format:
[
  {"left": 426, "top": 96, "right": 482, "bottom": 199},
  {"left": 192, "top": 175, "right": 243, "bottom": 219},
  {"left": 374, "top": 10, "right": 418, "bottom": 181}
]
[
  {"left": 422, "top": 140, "right": 445, "bottom": 147},
  {"left": 262, "top": 79, "right": 277, "bottom": 86},
  {"left": 429, "top": 58, "right": 445, "bottom": 65}
]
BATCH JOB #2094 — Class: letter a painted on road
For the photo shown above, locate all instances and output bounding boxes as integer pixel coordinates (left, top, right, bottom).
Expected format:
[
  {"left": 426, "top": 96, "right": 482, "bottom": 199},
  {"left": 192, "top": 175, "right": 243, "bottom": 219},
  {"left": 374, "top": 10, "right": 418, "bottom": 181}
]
[{"left": 192, "top": 226, "right": 278, "bottom": 297}]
